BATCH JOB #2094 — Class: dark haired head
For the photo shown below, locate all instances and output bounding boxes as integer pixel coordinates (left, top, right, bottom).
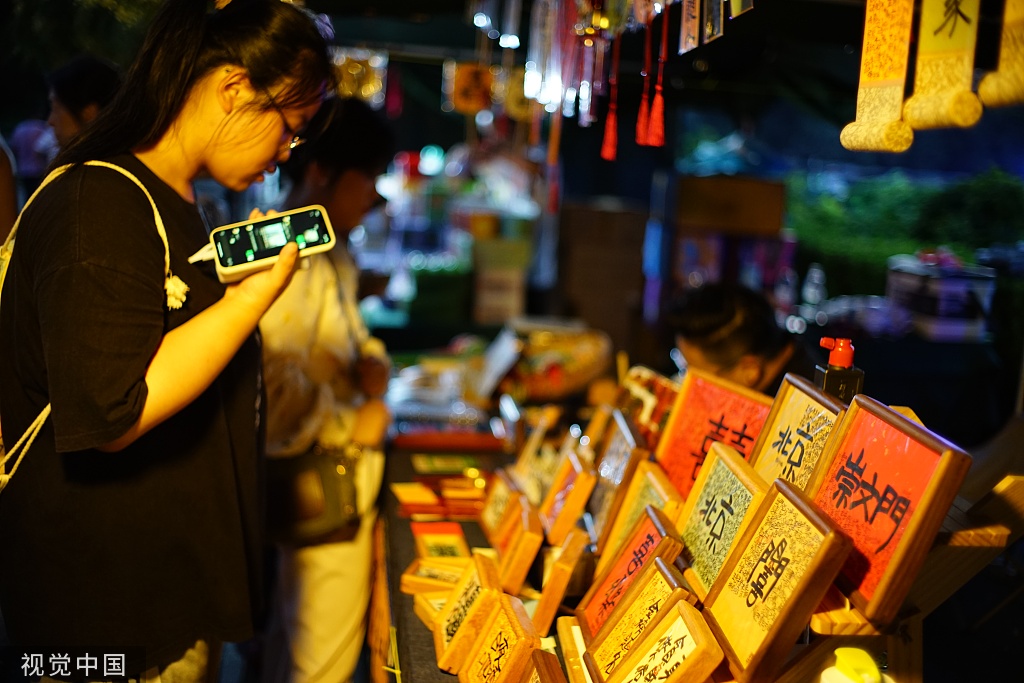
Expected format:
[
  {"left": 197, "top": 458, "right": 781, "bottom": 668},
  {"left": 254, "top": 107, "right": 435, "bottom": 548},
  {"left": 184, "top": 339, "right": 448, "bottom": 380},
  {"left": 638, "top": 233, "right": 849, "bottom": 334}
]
[
  {"left": 55, "top": 0, "right": 337, "bottom": 168},
  {"left": 48, "top": 55, "right": 122, "bottom": 122},
  {"left": 280, "top": 96, "right": 396, "bottom": 186},
  {"left": 666, "top": 281, "right": 788, "bottom": 369}
]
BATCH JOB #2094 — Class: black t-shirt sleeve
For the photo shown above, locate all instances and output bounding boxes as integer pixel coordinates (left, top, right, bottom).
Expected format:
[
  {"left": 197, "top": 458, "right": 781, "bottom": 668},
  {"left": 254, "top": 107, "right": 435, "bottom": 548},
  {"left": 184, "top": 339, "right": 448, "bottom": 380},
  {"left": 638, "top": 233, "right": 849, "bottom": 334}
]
[{"left": 32, "top": 166, "right": 167, "bottom": 451}]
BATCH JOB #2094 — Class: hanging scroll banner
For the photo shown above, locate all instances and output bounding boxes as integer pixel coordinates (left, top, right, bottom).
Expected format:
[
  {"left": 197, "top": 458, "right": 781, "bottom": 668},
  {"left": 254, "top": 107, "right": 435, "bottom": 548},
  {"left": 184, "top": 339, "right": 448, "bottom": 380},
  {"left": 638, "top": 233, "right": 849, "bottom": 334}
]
[
  {"left": 840, "top": 0, "right": 915, "bottom": 152},
  {"left": 903, "top": 0, "right": 983, "bottom": 129},
  {"left": 730, "top": 0, "right": 754, "bottom": 18},
  {"left": 703, "top": 0, "right": 725, "bottom": 43},
  {"left": 979, "top": 0, "right": 1024, "bottom": 107}
]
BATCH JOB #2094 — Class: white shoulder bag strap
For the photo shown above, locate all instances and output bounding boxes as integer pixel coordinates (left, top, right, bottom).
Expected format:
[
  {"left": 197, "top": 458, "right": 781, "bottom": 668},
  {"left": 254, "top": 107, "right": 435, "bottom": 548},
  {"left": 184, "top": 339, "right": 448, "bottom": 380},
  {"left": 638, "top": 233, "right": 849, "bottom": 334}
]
[{"left": 0, "top": 160, "right": 188, "bottom": 492}]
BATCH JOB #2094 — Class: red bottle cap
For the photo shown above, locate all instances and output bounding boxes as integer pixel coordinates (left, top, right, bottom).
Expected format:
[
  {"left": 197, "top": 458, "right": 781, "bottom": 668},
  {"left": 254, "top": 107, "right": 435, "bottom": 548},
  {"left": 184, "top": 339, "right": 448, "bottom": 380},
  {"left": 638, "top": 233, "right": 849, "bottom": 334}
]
[{"left": 820, "top": 337, "right": 855, "bottom": 368}]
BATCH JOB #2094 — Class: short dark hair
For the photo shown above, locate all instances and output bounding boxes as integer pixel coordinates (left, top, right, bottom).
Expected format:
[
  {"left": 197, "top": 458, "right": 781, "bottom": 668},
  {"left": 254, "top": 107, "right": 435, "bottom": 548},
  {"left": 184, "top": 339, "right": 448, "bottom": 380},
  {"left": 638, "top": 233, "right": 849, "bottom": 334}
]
[
  {"left": 47, "top": 55, "right": 122, "bottom": 122},
  {"left": 280, "top": 96, "right": 396, "bottom": 184},
  {"left": 666, "top": 282, "right": 788, "bottom": 368}
]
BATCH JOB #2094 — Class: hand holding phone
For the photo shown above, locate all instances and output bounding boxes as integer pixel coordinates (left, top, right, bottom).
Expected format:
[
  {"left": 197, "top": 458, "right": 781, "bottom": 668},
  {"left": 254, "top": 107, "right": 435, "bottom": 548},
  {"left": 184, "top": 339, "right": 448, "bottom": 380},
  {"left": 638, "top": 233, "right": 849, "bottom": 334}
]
[{"left": 209, "top": 205, "right": 336, "bottom": 283}]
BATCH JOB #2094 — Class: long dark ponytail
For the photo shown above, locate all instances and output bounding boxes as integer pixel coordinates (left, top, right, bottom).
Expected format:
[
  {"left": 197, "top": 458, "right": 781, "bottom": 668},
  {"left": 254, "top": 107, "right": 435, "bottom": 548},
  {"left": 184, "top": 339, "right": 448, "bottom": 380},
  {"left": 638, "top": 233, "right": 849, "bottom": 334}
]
[{"left": 54, "top": 0, "right": 336, "bottom": 168}]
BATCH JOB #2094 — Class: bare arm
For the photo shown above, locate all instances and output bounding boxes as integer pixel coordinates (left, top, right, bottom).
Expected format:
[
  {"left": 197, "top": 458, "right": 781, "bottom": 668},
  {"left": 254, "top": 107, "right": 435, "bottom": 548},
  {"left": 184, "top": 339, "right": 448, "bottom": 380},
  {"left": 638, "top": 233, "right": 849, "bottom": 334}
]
[{"left": 99, "top": 242, "right": 300, "bottom": 451}]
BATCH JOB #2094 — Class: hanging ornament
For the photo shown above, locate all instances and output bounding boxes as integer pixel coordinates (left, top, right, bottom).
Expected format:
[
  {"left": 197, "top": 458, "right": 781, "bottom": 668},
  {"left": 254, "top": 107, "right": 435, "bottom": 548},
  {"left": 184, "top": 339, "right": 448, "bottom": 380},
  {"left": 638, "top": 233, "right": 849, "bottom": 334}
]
[
  {"left": 680, "top": 0, "right": 699, "bottom": 54},
  {"left": 601, "top": 36, "right": 621, "bottom": 160},
  {"left": 647, "top": 5, "right": 671, "bottom": 147},
  {"left": 636, "top": 15, "right": 654, "bottom": 145},
  {"left": 979, "top": 0, "right": 1024, "bottom": 107}
]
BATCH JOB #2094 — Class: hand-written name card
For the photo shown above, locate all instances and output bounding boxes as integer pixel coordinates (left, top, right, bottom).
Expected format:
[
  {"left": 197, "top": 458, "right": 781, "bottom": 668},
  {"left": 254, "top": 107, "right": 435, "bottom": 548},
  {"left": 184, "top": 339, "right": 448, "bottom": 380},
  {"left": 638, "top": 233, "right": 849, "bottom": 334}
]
[
  {"left": 435, "top": 552, "right": 503, "bottom": 674},
  {"left": 655, "top": 368, "right": 772, "bottom": 501},
  {"left": 584, "top": 556, "right": 689, "bottom": 682},
  {"left": 595, "top": 460, "right": 683, "bottom": 577},
  {"left": 808, "top": 395, "right": 972, "bottom": 626},
  {"left": 587, "top": 409, "right": 647, "bottom": 554},
  {"left": 480, "top": 469, "right": 518, "bottom": 547},
  {"left": 750, "top": 374, "right": 846, "bottom": 492},
  {"left": 576, "top": 506, "right": 683, "bottom": 643},
  {"left": 539, "top": 444, "right": 598, "bottom": 546},
  {"left": 511, "top": 405, "right": 564, "bottom": 506},
  {"left": 458, "top": 594, "right": 540, "bottom": 683},
  {"left": 677, "top": 442, "right": 769, "bottom": 600},
  {"left": 498, "top": 501, "right": 545, "bottom": 595},
  {"left": 604, "top": 600, "right": 724, "bottom": 683},
  {"left": 704, "top": 480, "right": 851, "bottom": 683}
]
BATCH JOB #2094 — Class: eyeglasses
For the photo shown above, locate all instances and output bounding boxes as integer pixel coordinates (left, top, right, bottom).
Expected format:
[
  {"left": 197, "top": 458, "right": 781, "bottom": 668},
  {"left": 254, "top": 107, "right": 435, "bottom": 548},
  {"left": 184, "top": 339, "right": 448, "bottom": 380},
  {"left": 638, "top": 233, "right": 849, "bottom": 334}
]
[{"left": 268, "top": 97, "right": 306, "bottom": 150}]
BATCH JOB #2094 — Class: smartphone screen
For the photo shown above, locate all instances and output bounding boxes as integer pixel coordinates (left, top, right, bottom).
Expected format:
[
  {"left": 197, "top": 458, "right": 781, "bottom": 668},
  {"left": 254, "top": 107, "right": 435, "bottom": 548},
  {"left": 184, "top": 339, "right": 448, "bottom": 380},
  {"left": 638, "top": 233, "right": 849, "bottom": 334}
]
[{"left": 213, "top": 209, "right": 332, "bottom": 267}]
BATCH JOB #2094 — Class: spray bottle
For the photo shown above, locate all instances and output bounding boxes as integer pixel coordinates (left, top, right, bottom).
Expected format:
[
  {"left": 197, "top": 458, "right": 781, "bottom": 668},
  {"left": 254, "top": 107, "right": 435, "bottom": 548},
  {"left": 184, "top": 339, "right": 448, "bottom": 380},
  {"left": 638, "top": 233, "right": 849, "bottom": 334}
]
[{"left": 815, "top": 337, "right": 864, "bottom": 404}]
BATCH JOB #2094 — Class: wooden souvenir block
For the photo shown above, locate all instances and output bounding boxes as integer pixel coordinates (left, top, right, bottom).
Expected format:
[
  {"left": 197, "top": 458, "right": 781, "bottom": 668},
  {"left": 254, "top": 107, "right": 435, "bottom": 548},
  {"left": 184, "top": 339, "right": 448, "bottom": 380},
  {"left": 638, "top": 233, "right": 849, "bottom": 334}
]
[
  {"left": 519, "top": 650, "right": 568, "bottom": 683},
  {"left": 586, "top": 409, "right": 648, "bottom": 555},
  {"left": 530, "top": 527, "right": 590, "bottom": 637},
  {"left": 540, "top": 444, "right": 598, "bottom": 546},
  {"left": 556, "top": 616, "right": 593, "bottom": 683},
  {"left": 595, "top": 460, "right": 683, "bottom": 577},
  {"left": 603, "top": 600, "right": 723, "bottom": 683},
  {"left": 676, "top": 442, "right": 769, "bottom": 601},
  {"left": 582, "top": 403, "right": 614, "bottom": 453},
  {"left": 459, "top": 594, "right": 540, "bottom": 683},
  {"left": 583, "top": 557, "right": 689, "bottom": 683},
  {"left": 703, "top": 480, "right": 852, "bottom": 683},
  {"left": 400, "top": 557, "right": 471, "bottom": 594},
  {"left": 435, "top": 552, "right": 504, "bottom": 674},
  {"left": 806, "top": 394, "right": 972, "bottom": 626},
  {"left": 654, "top": 367, "right": 773, "bottom": 501},
  {"left": 576, "top": 506, "right": 683, "bottom": 644},
  {"left": 749, "top": 374, "right": 847, "bottom": 492},
  {"left": 498, "top": 500, "right": 545, "bottom": 595},
  {"left": 414, "top": 590, "right": 450, "bottom": 630},
  {"left": 480, "top": 468, "right": 520, "bottom": 547},
  {"left": 412, "top": 520, "right": 471, "bottom": 558},
  {"left": 511, "top": 404, "right": 564, "bottom": 506},
  {"left": 492, "top": 493, "right": 531, "bottom": 557}
]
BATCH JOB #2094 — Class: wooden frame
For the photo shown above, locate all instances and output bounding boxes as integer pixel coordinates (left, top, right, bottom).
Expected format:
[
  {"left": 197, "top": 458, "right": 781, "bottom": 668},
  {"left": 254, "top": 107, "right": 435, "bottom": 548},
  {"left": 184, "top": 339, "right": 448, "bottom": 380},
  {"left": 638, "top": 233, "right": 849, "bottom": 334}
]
[
  {"left": 498, "top": 499, "right": 545, "bottom": 595},
  {"left": 703, "top": 480, "right": 852, "bottom": 683},
  {"left": 594, "top": 459, "right": 683, "bottom": 577},
  {"left": 539, "top": 445, "right": 598, "bottom": 545},
  {"left": 556, "top": 616, "right": 592, "bottom": 683},
  {"left": 411, "top": 520, "right": 471, "bottom": 558},
  {"left": 749, "top": 373, "right": 847, "bottom": 492},
  {"left": 806, "top": 394, "right": 973, "bottom": 626},
  {"left": 399, "top": 557, "right": 471, "bottom": 594},
  {"left": 435, "top": 552, "right": 503, "bottom": 673},
  {"left": 575, "top": 506, "right": 683, "bottom": 645},
  {"left": 586, "top": 409, "right": 647, "bottom": 554},
  {"left": 530, "top": 527, "right": 590, "bottom": 637},
  {"left": 583, "top": 556, "right": 689, "bottom": 682},
  {"left": 510, "top": 404, "right": 564, "bottom": 506},
  {"left": 413, "top": 590, "right": 450, "bottom": 630},
  {"left": 479, "top": 468, "right": 519, "bottom": 547},
  {"left": 458, "top": 594, "right": 540, "bottom": 683},
  {"left": 676, "top": 441, "right": 769, "bottom": 601},
  {"left": 653, "top": 367, "right": 773, "bottom": 501},
  {"left": 519, "top": 650, "right": 568, "bottom": 683},
  {"left": 603, "top": 600, "right": 724, "bottom": 683}
]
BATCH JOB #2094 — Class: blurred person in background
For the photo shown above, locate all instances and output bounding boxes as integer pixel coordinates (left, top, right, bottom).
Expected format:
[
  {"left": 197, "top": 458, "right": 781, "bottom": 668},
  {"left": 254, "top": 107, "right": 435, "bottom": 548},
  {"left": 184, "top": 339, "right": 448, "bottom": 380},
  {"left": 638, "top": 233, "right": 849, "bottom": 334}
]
[{"left": 46, "top": 54, "right": 123, "bottom": 149}]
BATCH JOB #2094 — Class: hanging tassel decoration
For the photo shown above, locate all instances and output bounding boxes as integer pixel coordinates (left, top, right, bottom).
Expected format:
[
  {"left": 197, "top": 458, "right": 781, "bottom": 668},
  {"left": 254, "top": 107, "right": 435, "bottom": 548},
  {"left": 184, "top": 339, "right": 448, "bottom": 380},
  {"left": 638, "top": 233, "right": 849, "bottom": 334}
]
[
  {"left": 647, "top": 6, "right": 670, "bottom": 146},
  {"left": 601, "top": 37, "right": 621, "bottom": 160},
  {"left": 636, "top": 21, "right": 653, "bottom": 145}
]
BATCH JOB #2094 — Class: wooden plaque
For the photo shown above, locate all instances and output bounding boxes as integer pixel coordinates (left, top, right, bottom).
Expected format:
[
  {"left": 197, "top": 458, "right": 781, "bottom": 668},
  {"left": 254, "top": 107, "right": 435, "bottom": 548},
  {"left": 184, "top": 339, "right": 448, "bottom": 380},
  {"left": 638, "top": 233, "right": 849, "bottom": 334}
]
[
  {"left": 586, "top": 409, "right": 648, "bottom": 555},
  {"left": 654, "top": 367, "right": 773, "bottom": 500},
  {"left": 413, "top": 590, "right": 450, "bottom": 630},
  {"left": 492, "top": 493, "right": 531, "bottom": 557},
  {"left": 703, "top": 480, "right": 852, "bottom": 683},
  {"left": 498, "top": 500, "right": 545, "bottom": 595},
  {"left": 539, "top": 444, "right": 598, "bottom": 545},
  {"left": 749, "top": 374, "right": 846, "bottom": 492},
  {"left": 458, "top": 593, "right": 540, "bottom": 683},
  {"left": 807, "top": 394, "right": 972, "bottom": 626},
  {"left": 583, "top": 556, "right": 689, "bottom": 682},
  {"left": 411, "top": 521, "right": 471, "bottom": 558},
  {"left": 399, "top": 557, "right": 470, "bottom": 594},
  {"left": 435, "top": 552, "right": 504, "bottom": 673},
  {"left": 603, "top": 600, "right": 724, "bottom": 683},
  {"left": 519, "top": 650, "right": 568, "bottom": 683},
  {"left": 511, "top": 404, "right": 564, "bottom": 506},
  {"left": 530, "top": 527, "right": 590, "bottom": 637},
  {"left": 556, "top": 616, "right": 593, "bottom": 683},
  {"left": 480, "top": 468, "right": 519, "bottom": 547},
  {"left": 594, "top": 459, "right": 683, "bottom": 577},
  {"left": 575, "top": 506, "right": 683, "bottom": 644},
  {"left": 676, "top": 442, "right": 769, "bottom": 601}
]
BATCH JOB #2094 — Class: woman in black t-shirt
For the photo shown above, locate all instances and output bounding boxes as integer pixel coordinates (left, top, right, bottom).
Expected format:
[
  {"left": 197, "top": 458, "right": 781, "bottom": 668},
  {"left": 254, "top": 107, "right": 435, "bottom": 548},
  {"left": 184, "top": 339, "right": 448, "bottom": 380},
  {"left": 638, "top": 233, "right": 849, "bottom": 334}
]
[{"left": 0, "top": 1, "right": 336, "bottom": 679}]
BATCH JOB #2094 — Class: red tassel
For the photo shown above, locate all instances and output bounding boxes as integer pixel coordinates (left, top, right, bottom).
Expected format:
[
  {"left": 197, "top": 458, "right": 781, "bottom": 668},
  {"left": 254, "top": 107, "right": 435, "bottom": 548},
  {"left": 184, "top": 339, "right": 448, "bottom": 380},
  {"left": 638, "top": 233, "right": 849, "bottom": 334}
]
[
  {"left": 636, "top": 24, "right": 653, "bottom": 146},
  {"left": 647, "top": 8, "right": 670, "bottom": 147},
  {"left": 601, "top": 37, "right": 621, "bottom": 161}
]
